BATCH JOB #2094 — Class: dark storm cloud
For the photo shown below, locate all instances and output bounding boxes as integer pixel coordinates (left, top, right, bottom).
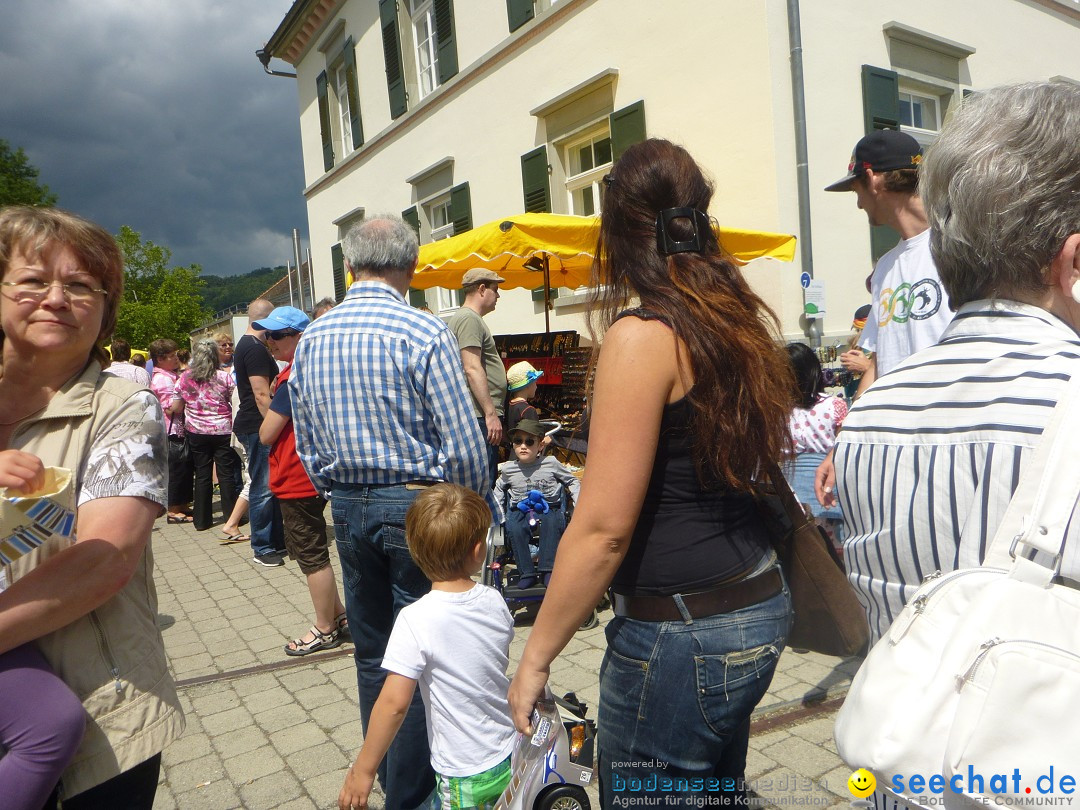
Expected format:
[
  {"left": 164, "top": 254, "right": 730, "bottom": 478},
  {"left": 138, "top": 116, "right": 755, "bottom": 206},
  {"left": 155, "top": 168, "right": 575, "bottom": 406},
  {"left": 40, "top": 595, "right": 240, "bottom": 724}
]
[{"left": 0, "top": 0, "right": 305, "bottom": 276}]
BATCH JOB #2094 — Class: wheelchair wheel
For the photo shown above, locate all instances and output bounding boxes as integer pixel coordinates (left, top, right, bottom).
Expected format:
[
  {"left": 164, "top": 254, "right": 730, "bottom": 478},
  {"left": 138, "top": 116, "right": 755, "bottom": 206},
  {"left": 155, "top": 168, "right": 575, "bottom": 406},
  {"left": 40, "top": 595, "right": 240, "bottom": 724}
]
[{"left": 578, "top": 609, "right": 599, "bottom": 631}]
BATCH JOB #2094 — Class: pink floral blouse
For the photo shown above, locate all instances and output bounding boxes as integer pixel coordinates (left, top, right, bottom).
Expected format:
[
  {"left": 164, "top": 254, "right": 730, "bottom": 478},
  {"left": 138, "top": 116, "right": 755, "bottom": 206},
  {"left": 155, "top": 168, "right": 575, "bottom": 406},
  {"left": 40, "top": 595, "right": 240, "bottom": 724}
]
[{"left": 173, "top": 369, "right": 234, "bottom": 435}]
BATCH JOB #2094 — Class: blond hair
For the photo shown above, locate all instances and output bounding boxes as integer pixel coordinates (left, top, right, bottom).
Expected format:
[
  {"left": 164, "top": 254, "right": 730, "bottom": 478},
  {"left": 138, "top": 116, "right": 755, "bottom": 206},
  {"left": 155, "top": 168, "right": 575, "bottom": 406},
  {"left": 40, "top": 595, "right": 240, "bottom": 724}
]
[{"left": 405, "top": 484, "right": 491, "bottom": 581}]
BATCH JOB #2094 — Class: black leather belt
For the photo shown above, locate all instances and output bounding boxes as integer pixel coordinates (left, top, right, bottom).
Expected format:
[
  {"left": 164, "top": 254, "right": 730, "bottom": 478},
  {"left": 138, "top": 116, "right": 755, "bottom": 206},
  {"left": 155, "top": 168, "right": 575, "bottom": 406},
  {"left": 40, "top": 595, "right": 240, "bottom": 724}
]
[{"left": 612, "top": 568, "right": 783, "bottom": 622}]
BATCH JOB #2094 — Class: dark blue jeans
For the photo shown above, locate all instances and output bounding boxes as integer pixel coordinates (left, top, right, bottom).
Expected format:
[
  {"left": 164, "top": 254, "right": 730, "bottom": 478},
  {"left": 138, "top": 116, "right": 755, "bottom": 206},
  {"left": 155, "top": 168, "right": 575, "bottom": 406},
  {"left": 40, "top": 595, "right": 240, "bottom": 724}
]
[
  {"left": 504, "top": 501, "right": 563, "bottom": 577},
  {"left": 598, "top": 579, "right": 791, "bottom": 809},
  {"left": 331, "top": 483, "right": 434, "bottom": 810},
  {"left": 236, "top": 431, "right": 284, "bottom": 557}
]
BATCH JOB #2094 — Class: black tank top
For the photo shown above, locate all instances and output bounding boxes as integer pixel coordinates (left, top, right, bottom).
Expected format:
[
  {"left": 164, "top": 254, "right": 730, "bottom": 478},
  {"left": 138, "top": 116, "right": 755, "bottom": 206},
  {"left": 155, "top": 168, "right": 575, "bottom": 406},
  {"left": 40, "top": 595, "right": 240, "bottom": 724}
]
[{"left": 609, "top": 309, "right": 772, "bottom": 596}]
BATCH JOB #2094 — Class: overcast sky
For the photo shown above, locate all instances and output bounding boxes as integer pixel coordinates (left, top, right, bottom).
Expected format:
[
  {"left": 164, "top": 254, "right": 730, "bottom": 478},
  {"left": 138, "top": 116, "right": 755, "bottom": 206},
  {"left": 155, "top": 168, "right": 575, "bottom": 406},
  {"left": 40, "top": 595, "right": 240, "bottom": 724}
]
[{"left": 0, "top": 0, "right": 306, "bottom": 277}]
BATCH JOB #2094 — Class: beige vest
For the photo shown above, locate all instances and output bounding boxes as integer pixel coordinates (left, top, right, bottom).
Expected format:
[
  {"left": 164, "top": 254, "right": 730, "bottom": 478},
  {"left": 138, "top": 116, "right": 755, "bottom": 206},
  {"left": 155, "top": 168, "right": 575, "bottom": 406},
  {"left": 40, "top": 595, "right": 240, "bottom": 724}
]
[{"left": 5, "top": 362, "right": 184, "bottom": 798}]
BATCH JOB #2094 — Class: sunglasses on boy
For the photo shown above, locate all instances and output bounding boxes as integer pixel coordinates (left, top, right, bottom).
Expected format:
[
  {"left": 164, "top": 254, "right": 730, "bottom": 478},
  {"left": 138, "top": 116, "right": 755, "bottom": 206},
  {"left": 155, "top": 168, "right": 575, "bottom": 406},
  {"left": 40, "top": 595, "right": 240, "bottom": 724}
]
[
  {"left": 511, "top": 436, "right": 537, "bottom": 447},
  {"left": 266, "top": 329, "right": 300, "bottom": 340}
]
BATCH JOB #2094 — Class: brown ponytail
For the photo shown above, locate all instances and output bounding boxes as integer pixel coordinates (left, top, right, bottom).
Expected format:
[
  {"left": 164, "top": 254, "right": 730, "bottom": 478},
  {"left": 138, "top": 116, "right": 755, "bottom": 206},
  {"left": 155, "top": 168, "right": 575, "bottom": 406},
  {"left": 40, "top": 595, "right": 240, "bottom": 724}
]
[{"left": 588, "top": 139, "right": 793, "bottom": 490}]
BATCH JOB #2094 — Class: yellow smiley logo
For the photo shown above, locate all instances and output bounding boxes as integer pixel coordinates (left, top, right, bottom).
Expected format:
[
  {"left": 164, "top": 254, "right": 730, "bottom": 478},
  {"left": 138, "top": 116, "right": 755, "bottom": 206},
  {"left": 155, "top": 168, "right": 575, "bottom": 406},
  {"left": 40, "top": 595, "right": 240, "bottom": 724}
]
[{"left": 848, "top": 768, "right": 876, "bottom": 798}]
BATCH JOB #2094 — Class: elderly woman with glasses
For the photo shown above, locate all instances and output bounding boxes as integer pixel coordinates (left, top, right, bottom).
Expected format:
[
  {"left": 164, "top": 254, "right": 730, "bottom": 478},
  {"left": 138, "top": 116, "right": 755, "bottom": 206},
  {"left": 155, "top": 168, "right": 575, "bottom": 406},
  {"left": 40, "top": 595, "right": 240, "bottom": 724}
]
[{"left": 0, "top": 206, "right": 183, "bottom": 809}]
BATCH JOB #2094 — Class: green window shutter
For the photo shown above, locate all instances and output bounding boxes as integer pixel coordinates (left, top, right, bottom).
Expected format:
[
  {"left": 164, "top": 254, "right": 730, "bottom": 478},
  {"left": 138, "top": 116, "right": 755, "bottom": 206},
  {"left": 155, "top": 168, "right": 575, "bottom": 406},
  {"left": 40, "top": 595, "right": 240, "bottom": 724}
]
[
  {"left": 609, "top": 100, "right": 646, "bottom": 162},
  {"left": 402, "top": 206, "right": 421, "bottom": 240},
  {"left": 434, "top": 0, "right": 458, "bottom": 85},
  {"left": 343, "top": 37, "right": 364, "bottom": 149},
  {"left": 506, "top": 0, "right": 534, "bottom": 32},
  {"left": 408, "top": 288, "right": 428, "bottom": 308},
  {"left": 532, "top": 285, "right": 559, "bottom": 302},
  {"left": 861, "top": 65, "right": 901, "bottom": 260},
  {"left": 380, "top": 0, "right": 408, "bottom": 119},
  {"left": 861, "top": 64, "right": 900, "bottom": 134},
  {"left": 331, "top": 243, "right": 346, "bottom": 302},
  {"left": 317, "top": 70, "right": 334, "bottom": 171},
  {"left": 520, "top": 146, "right": 551, "bottom": 213},
  {"left": 450, "top": 182, "right": 472, "bottom": 234}
]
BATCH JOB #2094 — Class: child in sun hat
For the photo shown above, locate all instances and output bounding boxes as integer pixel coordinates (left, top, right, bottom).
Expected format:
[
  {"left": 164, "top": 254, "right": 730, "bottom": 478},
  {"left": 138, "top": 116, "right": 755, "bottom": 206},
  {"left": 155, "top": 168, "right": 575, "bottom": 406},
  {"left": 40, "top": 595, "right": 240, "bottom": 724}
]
[{"left": 504, "top": 361, "right": 544, "bottom": 436}]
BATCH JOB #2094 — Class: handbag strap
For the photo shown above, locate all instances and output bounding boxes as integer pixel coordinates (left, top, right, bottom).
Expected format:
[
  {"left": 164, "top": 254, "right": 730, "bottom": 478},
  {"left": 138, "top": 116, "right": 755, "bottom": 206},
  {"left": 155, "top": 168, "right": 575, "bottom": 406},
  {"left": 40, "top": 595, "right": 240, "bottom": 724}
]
[{"left": 982, "top": 372, "right": 1080, "bottom": 582}]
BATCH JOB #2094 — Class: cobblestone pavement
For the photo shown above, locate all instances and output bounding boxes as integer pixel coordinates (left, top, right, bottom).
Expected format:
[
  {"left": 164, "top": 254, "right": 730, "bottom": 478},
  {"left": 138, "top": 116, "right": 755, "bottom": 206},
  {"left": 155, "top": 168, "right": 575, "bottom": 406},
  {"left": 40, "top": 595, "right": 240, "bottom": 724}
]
[{"left": 149, "top": 516, "right": 860, "bottom": 809}]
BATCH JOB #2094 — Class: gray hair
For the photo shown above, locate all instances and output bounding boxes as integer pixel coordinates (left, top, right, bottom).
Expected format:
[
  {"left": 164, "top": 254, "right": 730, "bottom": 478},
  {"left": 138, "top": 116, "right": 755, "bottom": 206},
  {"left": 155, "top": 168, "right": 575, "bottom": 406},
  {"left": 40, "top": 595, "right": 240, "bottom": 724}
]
[
  {"left": 342, "top": 214, "right": 419, "bottom": 278},
  {"left": 921, "top": 81, "right": 1080, "bottom": 307},
  {"left": 313, "top": 296, "right": 336, "bottom": 317},
  {"left": 189, "top": 337, "right": 222, "bottom": 383}
]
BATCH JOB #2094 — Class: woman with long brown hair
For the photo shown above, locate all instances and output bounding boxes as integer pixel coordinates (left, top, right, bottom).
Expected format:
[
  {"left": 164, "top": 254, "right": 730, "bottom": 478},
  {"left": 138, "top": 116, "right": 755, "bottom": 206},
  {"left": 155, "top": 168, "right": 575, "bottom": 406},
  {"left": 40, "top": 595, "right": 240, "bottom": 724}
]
[{"left": 508, "top": 139, "right": 794, "bottom": 807}]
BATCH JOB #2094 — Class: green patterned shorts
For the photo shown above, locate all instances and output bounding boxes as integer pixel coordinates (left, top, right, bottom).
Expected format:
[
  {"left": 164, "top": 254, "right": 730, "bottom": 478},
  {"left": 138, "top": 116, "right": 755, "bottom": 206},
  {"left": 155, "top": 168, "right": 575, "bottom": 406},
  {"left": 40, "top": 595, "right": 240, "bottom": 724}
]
[{"left": 434, "top": 755, "right": 512, "bottom": 810}]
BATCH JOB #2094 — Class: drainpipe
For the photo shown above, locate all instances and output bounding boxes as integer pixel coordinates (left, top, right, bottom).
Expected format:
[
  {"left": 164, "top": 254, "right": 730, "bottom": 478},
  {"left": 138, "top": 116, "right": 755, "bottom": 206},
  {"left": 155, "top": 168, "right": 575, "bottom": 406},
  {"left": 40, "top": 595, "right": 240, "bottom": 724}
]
[
  {"left": 786, "top": 0, "right": 820, "bottom": 345},
  {"left": 292, "top": 229, "right": 305, "bottom": 313},
  {"left": 256, "top": 48, "right": 297, "bottom": 79}
]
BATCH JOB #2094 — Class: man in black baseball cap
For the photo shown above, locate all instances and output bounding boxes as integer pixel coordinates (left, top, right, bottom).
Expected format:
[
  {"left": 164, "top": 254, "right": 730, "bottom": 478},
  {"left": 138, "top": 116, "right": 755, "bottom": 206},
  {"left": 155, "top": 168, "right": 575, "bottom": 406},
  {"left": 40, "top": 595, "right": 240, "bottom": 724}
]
[
  {"left": 815, "top": 128, "right": 952, "bottom": 505},
  {"left": 824, "top": 129, "right": 924, "bottom": 192},
  {"left": 823, "top": 128, "right": 950, "bottom": 390}
]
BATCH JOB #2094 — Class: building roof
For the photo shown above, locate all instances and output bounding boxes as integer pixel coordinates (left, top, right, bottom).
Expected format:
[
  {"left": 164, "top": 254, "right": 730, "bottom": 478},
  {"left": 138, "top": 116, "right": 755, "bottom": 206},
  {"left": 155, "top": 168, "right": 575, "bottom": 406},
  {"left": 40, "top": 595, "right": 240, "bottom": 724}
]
[{"left": 263, "top": 0, "right": 341, "bottom": 66}]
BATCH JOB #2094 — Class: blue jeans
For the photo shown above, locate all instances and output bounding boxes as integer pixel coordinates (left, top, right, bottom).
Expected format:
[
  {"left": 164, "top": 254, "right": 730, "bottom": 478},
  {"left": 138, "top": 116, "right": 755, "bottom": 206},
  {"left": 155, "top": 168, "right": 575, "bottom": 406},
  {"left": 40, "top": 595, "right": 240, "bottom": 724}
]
[
  {"left": 504, "top": 500, "right": 563, "bottom": 577},
  {"left": 236, "top": 432, "right": 284, "bottom": 557},
  {"left": 331, "top": 483, "right": 434, "bottom": 810},
  {"left": 598, "top": 580, "right": 791, "bottom": 809}
]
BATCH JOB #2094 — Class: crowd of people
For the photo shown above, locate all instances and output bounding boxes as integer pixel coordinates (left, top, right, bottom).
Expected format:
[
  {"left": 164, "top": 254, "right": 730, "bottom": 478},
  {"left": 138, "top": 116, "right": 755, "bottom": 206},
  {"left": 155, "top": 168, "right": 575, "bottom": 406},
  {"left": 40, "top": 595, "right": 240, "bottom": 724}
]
[{"left": 1, "top": 78, "right": 1077, "bottom": 810}]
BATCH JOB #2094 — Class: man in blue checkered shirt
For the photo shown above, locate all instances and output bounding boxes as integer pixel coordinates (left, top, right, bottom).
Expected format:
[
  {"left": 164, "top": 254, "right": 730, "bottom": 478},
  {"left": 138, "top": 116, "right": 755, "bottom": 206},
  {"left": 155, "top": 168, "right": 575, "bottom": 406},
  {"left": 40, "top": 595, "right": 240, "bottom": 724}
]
[{"left": 289, "top": 215, "right": 491, "bottom": 810}]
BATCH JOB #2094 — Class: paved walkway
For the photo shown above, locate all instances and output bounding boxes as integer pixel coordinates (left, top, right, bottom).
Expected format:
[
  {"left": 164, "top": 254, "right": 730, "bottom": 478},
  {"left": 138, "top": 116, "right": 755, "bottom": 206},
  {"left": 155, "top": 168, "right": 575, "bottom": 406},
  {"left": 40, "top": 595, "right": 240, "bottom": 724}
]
[{"left": 149, "top": 516, "right": 859, "bottom": 809}]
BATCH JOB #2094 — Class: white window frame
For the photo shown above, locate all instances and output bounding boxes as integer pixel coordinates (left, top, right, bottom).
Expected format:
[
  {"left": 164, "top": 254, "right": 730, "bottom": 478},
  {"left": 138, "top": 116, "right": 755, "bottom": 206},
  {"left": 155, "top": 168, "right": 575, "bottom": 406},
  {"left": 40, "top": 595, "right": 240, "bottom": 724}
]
[
  {"left": 424, "top": 193, "right": 460, "bottom": 312},
  {"left": 409, "top": 0, "right": 440, "bottom": 100},
  {"left": 898, "top": 82, "right": 948, "bottom": 149},
  {"left": 334, "top": 61, "right": 354, "bottom": 157},
  {"left": 563, "top": 127, "right": 613, "bottom": 218}
]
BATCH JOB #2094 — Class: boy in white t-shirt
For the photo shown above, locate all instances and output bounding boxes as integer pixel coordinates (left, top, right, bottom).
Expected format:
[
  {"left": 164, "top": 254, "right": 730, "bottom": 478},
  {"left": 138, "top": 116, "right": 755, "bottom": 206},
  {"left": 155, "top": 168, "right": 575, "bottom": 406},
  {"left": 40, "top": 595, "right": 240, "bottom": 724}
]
[{"left": 339, "top": 483, "right": 516, "bottom": 810}]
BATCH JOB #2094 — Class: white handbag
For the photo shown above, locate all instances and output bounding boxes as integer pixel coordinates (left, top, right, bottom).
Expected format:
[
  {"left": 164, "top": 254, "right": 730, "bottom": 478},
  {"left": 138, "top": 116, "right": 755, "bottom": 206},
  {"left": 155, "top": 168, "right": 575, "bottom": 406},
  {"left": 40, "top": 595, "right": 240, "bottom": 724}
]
[{"left": 834, "top": 376, "right": 1080, "bottom": 806}]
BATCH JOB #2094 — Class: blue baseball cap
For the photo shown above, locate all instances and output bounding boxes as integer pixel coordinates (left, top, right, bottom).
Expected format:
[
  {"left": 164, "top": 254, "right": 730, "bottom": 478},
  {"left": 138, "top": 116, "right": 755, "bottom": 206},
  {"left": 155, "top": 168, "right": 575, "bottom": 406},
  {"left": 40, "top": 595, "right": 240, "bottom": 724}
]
[{"left": 252, "top": 306, "right": 310, "bottom": 333}]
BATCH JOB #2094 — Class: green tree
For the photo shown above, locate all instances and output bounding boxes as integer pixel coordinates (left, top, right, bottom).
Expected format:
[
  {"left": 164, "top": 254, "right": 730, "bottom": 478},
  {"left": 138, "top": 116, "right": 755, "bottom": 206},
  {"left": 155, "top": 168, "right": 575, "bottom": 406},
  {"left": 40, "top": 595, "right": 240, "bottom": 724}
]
[
  {"left": 114, "top": 225, "right": 210, "bottom": 348},
  {"left": 0, "top": 139, "right": 58, "bottom": 207}
]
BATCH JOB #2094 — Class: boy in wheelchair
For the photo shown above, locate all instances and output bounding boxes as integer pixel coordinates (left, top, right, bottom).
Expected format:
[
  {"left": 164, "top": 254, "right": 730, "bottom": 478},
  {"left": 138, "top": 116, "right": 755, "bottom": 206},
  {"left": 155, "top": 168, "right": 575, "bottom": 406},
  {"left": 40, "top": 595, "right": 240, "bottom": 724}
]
[{"left": 493, "top": 418, "right": 581, "bottom": 589}]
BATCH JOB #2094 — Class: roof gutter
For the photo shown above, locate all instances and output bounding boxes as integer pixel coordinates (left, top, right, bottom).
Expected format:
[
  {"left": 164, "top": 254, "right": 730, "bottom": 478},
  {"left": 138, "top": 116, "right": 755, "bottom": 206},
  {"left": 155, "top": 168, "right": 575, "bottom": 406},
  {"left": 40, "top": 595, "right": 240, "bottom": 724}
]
[{"left": 256, "top": 47, "right": 297, "bottom": 78}]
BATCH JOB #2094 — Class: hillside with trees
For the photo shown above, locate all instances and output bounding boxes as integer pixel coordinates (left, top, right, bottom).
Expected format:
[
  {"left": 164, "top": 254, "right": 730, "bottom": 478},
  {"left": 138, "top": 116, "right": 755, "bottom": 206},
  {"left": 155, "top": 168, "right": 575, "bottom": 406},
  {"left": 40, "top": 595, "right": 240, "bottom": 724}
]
[{"left": 201, "top": 266, "right": 287, "bottom": 314}]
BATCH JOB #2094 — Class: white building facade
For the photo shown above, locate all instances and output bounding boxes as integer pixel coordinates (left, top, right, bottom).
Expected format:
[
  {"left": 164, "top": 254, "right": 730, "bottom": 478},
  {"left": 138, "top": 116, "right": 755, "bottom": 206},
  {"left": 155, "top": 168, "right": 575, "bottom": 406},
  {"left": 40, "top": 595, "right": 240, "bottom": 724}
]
[{"left": 261, "top": 0, "right": 1080, "bottom": 340}]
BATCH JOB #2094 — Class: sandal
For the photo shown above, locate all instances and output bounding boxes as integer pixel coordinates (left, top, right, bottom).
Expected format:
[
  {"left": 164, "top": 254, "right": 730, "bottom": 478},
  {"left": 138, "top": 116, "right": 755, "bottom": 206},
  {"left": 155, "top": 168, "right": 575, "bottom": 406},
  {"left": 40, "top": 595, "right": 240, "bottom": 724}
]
[
  {"left": 284, "top": 625, "right": 342, "bottom": 656},
  {"left": 166, "top": 513, "right": 194, "bottom": 524},
  {"left": 219, "top": 532, "right": 250, "bottom": 544},
  {"left": 335, "top": 612, "right": 351, "bottom": 642}
]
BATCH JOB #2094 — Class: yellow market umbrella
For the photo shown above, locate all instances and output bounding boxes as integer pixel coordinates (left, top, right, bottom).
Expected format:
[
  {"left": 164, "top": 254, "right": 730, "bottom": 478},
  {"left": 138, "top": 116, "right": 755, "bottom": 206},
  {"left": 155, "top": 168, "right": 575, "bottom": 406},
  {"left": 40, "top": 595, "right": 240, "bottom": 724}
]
[
  {"left": 411, "top": 212, "right": 796, "bottom": 330},
  {"left": 413, "top": 212, "right": 794, "bottom": 289}
]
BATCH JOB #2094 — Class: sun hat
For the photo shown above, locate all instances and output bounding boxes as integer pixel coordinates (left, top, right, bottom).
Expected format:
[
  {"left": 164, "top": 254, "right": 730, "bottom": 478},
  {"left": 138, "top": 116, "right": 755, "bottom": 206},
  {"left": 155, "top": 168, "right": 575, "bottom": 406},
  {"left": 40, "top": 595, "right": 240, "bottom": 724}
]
[
  {"left": 512, "top": 418, "right": 544, "bottom": 438},
  {"left": 825, "top": 130, "right": 923, "bottom": 192},
  {"left": 506, "top": 361, "right": 544, "bottom": 392},
  {"left": 251, "top": 306, "right": 311, "bottom": 333}
]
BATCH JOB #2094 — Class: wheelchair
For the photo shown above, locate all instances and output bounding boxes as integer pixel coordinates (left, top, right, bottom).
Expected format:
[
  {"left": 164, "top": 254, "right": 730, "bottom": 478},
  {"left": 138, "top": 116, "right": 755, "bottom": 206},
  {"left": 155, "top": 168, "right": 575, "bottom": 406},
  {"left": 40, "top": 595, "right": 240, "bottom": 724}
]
[{"left": 484, "top": 426, "right": 601, "bottom": 629}]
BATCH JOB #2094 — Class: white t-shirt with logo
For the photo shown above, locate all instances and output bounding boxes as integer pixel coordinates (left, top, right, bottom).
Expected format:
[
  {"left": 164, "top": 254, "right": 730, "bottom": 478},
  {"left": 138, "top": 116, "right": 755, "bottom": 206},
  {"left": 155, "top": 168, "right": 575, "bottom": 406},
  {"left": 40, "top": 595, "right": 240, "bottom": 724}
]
[
  {"left": 382, "top": 583, "right": 516, "bottom": 777},
  {"left": 859, "top": 229, "right": 952, "bottom": 377}
]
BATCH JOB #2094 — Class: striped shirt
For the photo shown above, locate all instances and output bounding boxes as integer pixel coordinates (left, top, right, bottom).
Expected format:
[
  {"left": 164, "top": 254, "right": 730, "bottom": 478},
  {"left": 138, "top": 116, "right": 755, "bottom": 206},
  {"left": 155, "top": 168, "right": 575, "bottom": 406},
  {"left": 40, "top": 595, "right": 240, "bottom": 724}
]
[
  {"left": 835, "top": 300, "right": 1080, "bottom": 640},
  {"left": 289, "top": 281, "right": 491, "bottom": 510}
]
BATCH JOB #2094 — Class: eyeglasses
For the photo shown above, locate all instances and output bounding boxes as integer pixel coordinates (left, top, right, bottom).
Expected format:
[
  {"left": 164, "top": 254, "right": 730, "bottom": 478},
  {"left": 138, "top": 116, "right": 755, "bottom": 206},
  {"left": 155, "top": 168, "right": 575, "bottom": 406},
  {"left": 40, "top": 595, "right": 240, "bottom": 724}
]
[
  {"left": 1, "top": 279, "right": 107, "bottom": 304},
  {"left": 511, "top": 436, "right": 537, "bottom": 447},
  {"left": 266, "top": 329, "right": 300, "bottom": 340}
]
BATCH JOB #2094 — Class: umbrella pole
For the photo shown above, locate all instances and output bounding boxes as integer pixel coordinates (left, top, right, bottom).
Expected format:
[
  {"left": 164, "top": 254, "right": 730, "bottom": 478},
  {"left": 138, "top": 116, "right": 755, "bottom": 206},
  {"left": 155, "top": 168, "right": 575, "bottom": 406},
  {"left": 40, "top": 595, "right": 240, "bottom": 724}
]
[{"left": 543, "top": 255, "right": 551, "bottom": 334}]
